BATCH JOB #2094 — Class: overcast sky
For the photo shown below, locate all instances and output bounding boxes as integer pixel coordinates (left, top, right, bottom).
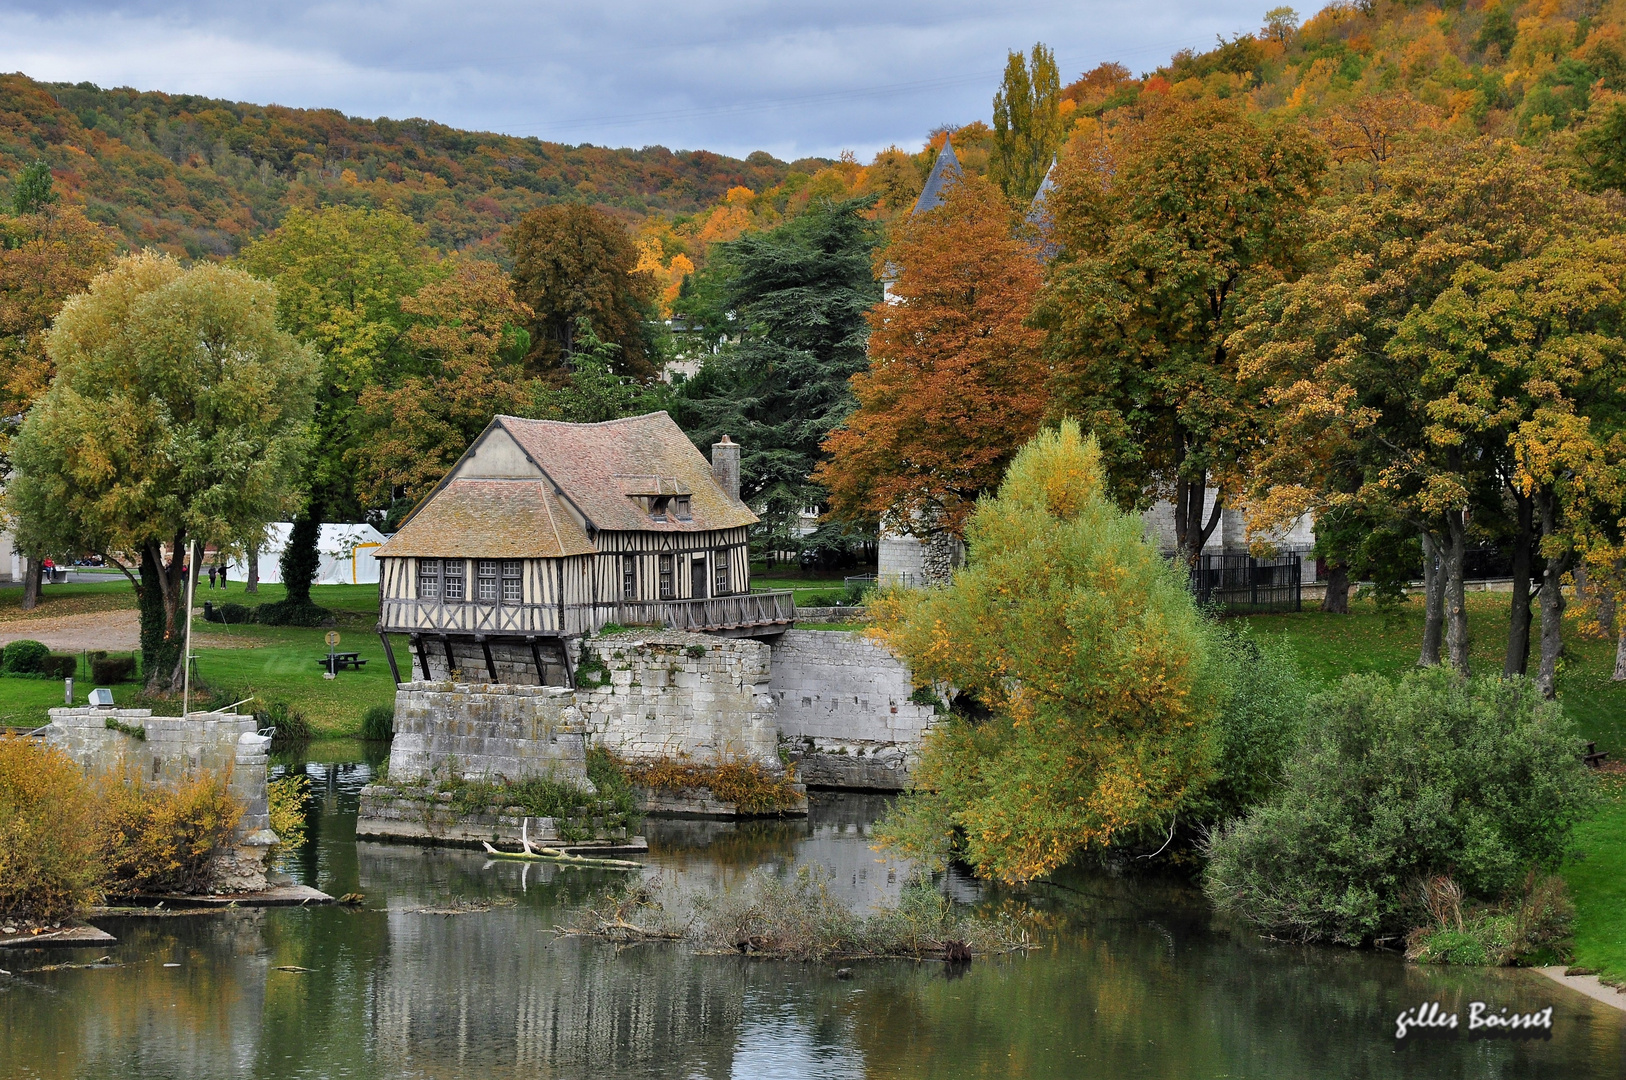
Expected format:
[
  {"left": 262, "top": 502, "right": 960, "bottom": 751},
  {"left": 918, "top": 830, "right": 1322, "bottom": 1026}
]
[{"left": 0, "top": 1, "right": 1289, "bottom": 161}]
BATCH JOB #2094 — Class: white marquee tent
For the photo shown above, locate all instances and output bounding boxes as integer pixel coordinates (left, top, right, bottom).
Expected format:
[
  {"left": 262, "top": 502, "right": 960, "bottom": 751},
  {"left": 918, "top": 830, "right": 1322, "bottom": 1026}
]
[{"left": 228, "top": 523, "right": 388, "bottom": 586}]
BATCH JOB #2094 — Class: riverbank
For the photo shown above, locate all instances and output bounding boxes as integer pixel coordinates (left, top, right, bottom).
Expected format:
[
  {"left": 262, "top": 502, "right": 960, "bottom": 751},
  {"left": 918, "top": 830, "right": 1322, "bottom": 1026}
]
[{"left": 7, "top": 758, "right": 1622, "bottom": 1080}]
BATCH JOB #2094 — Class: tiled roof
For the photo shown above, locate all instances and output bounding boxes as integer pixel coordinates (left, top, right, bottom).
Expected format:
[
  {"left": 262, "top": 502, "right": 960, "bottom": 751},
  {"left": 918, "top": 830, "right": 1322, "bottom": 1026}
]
[
  {"left": 497, "top": 412, "right": 757, "bottom": 533},
  {"left": 375, "top": 478, "right": 595, "bottom": 558},
  {"left": 913, "top": 136, "right": 962, "bottom": 215}
]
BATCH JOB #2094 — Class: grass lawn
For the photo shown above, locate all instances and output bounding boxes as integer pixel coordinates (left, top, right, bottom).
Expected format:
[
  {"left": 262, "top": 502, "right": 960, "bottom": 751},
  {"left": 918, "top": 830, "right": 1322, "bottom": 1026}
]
[
  {"left": 0, "top": 580, "right": 395, "bottom": 737},
  {"left": 1236, "top": 590, "right": 1626, "bottom": 759},
  {"left": 0, "top": 578, "right": 136, "bottom": 622},
  {"left": 1563, "top": 771, "right": 1626, "bottom": 979}
]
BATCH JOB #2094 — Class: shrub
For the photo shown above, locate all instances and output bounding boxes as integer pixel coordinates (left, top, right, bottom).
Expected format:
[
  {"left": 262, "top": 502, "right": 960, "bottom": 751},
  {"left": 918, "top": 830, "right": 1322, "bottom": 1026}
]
[
  {"left": 1181, "top": 625, "right": 1308, "bottom": 825},
  {"left": 620, "top": 755, "right": 802, "bottom": 815},
  {"left": 38, "top": 655, "right": 75, "bottom": 680},
  {"left": 0, "top": 736, "right": 102, "bottom": 923},
  {"left": 267, "top": 773, "right": 309, "bottom": 856},
  {"left": 257, "top": 701, "right": 313, "bottom": 746},
  {"left": 1203, "top": 669, "right": 1596, "bottom": 946},
  {"left": 91, "top": 655, "right": 137, "bottom": 684},
  {"left": 1404, "top": 873, "right": 1574, "bottom": 967},
  {"left": 253, "top": 600, "right": 331, "bottom": 627},
  {"left": 203, "top": 602, "right": 251, "bottom": 625},
  {"left": 586, "top": 746, "right": 639, "bottom": 821},
  {"left": 361, "top": 703, "right": 394, "bottom": 741},
  {"left": 99, "top": 772, "right": 244, "bottom": 895},
  {"left": 1, "top": 639, "right": 50, "bottom": 675}
]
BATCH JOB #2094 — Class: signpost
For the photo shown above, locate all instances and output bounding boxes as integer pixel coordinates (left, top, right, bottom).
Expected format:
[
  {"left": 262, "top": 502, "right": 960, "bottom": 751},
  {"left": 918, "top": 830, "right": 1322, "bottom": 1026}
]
[{"left": 324, "top": 630, "right": 340, "bottom": 680}]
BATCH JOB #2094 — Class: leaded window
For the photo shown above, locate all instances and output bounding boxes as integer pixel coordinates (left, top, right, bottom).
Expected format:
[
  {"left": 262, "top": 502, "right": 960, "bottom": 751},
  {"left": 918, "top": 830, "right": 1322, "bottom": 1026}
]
[
  {"left": 622, "top": 555, "right": 637, "bottom": 600},
  {"left": 443, "top": 559, "right": 465, "bottom": 601},
  {"left": 477, "top": 559, "right": 499, "bottom": 602},
  {"left": 658, "top": 554, "right": 674, "bottom": 599},
  {"left": 418, "top": 559, "right": 441, "bottom": 600},
  {"left": 502, "top": 560, "right": 523, "bottom": 602},
  {"left": 714, "top": 554, "right": 730, "bottom": 597}
]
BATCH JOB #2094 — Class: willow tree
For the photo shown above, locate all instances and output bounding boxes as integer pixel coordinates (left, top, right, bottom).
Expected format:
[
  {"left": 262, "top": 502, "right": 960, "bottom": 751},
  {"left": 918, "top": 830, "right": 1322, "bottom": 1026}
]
[
  {"left": 9, "top": 253, "right": 316, "bottom": 691},
  {"left": 871, "top": 422, "right": 1221, "bottom": 882}
]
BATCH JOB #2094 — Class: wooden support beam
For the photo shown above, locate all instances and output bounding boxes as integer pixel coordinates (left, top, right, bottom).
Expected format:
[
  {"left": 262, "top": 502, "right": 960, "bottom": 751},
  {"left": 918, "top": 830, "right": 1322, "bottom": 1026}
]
[
  {"left": 412, "top": 634, "right": 430, "bottom": 681},
  {"left": 379, "top": 631, "right": 402, "bottom": 686},
  {"left": 527, "top": 636, "right": 548, "bottom": 687},
  {"left": 441, "top": 635, "right": 457, "bottom": 680},
  {"left": 477, "top": 634, "right": 497, "bottom": 683},
  {"left": 558, "top": 636, "right": 575, "bottom": 687}
]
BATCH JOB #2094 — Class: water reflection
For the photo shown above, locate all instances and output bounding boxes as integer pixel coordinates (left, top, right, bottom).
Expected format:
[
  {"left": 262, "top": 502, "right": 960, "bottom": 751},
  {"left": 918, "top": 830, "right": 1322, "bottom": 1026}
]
[{"left": 3, "top": 749, "right": 1624, "bottom": 1079}]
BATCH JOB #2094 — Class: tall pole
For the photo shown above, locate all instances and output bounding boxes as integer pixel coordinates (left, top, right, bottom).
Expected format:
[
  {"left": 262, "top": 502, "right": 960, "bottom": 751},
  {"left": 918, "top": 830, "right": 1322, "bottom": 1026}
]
[{"left": 182, "top": 538, "right": 199, "bottom": 719}]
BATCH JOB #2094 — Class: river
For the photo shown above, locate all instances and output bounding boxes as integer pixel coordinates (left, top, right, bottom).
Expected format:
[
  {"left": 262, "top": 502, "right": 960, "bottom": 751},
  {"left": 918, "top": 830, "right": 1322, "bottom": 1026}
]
[{"left": 3, "top": 746, "right": 1622, "bottom": 1079}]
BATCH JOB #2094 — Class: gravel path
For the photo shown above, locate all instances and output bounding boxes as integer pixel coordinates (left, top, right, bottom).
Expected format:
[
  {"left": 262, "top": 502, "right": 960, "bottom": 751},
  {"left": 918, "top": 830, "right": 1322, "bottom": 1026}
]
[{"left": 0, "top": 610, "right": 249, "bottom": 652}]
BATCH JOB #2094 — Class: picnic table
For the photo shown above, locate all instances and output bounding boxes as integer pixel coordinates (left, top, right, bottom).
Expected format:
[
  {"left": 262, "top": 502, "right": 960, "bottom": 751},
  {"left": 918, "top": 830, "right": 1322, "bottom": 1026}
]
[{"left": 317, "top": 652, "right": 367, "bottom": 673}]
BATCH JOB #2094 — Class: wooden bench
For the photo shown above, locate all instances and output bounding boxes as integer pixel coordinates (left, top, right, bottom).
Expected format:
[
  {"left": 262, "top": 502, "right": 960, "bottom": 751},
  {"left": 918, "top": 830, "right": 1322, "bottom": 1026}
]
[
  {"left": 317, "top": 652, "right": 367, "bottom": 673},
  {"left": 1585, "top": 741, "right": 1610, "bottom": 768}
]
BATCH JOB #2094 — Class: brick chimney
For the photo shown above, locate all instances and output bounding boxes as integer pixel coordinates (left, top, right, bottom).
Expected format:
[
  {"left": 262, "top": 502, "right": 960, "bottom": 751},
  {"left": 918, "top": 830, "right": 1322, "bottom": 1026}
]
[{"left": 711, "top": 435, "right": 741, "bottom": 503}]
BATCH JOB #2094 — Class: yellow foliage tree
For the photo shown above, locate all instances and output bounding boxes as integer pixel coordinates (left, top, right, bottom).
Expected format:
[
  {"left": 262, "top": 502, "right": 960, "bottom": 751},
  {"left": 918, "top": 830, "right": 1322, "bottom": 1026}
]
[{"left": 871, "top": 422, "right": 1220, "bottom": 882}]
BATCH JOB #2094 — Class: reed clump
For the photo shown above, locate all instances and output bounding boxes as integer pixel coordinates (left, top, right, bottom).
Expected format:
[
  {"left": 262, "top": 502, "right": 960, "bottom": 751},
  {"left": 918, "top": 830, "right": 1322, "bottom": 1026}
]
[{"left": 565, "top": 866, "right": 1030, "bottom": 963}]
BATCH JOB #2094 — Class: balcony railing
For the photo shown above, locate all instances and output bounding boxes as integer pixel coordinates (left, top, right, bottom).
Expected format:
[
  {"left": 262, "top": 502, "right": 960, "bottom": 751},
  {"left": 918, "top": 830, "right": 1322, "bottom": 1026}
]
[{"left": 379, "top": 590, "right": 796, "bottom": 637}]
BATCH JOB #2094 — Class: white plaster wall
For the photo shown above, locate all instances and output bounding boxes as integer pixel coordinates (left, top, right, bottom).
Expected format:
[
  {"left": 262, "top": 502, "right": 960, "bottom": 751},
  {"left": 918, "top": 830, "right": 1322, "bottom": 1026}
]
[{"left": 877, "top": 531, "right": 925, "bottom": 587}]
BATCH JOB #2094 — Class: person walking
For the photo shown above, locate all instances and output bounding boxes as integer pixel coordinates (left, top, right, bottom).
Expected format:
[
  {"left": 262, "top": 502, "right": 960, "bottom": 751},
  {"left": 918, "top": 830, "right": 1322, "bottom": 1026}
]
[
  {"left": 217, "top": 563, "right": 228, "bottom": 589},
  {"left": 207, "top": 564, "right": 217, "bottom": 589}
]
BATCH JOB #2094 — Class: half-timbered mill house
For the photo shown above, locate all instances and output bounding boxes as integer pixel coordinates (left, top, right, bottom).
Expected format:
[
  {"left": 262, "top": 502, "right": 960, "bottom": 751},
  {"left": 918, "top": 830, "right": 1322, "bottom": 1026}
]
[{"left": 372, "top": 412, "right": 796, "bottom": 686}]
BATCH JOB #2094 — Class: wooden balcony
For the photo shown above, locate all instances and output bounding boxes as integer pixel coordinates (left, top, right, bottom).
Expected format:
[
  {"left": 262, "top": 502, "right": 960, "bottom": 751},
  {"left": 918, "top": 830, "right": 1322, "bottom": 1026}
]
[{"left": 378, "top": 590, "right": 796, "bottom": 639}]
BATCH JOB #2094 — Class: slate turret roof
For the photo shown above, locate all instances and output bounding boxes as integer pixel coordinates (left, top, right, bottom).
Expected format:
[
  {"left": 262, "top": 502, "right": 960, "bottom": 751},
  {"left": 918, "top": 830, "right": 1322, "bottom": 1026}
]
[{"left": 912, "top": 136, "right": 962, "bottom": 215}]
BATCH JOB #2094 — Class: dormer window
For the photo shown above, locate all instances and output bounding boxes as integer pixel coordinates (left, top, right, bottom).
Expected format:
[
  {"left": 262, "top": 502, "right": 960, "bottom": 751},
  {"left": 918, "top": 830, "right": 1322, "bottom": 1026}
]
[
  {"left": 674, "top": 496, "right": 691, "bottom": 520},
  {"left": 649, "top": 496, "right": 671, "bottom": 520}
]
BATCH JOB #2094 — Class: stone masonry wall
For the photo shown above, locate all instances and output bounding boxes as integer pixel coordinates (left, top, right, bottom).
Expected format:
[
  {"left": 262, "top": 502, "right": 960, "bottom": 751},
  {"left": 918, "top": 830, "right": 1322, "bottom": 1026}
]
[
  {"left": 575, "top": 631, "right": 778, "bottom": 766},
  {"left": 45, "top": 708, "right": 270, "bottom": 834},
  {"left": 769, "top": 629, "right": 935, "bottom": 747},
  {"left": 45, "top": 707, "right": 276, "bottom": 891},
  {"left": 387, "top": 682, "right": 591, "bottom": 787}
]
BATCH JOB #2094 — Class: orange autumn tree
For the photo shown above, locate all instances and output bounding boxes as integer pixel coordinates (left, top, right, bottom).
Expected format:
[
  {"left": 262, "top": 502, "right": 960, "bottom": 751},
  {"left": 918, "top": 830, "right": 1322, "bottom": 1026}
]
[{"left": 817, "top": 170, "right": 1047, "bottom": 542}]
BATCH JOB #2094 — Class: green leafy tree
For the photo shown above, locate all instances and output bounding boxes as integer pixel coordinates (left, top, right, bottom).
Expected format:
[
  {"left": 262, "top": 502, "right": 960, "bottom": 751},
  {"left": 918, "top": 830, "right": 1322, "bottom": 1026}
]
[
  {"left": 508, "top": 203, "right": 657, "bottom": 378},
  {"left": 991, "top": 43, "right": 1063, "bottom": 203},
  {"left": 10, "top": 161, "right": 57, "bottom": 215},
  {"left": 871, "top": 422, "right": 1222, "bottom": 882},
  {"left": 1040, "top": 99, "right": 1323, "bottom": 565},
  {"left": 1235, "top": 140, "right": 1612, "bottom": 676},
  {"left": 9, "top": 253, "right": 316, "bottom": 690},
  {"left": 237, "top": 205, "right": 437, "bottom": 609},
  {"left": 673, "top": 196, "right": 881, "bottom": 559},
  {"left": 527, "top": 316, "right": 667, "bottom": 424}
]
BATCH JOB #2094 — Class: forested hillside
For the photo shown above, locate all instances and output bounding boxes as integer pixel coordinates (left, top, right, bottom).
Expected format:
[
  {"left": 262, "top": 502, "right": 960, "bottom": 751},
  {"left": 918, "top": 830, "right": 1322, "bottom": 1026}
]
[{"left": 0, "top": 74, "right": 818, "bottom": 259}]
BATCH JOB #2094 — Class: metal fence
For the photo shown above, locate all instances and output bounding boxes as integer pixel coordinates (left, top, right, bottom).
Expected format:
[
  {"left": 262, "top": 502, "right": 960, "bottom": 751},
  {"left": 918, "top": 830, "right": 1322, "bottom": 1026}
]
[{"left": 1190, "top": 552, "right": 1302, "bottom": 614}]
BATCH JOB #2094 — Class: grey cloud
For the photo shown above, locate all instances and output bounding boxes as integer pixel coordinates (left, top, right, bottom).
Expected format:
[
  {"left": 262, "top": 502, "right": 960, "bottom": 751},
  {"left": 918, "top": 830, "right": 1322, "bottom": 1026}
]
[{"left": 0, "top": 0, "right": 1280, "bottom": 158}]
